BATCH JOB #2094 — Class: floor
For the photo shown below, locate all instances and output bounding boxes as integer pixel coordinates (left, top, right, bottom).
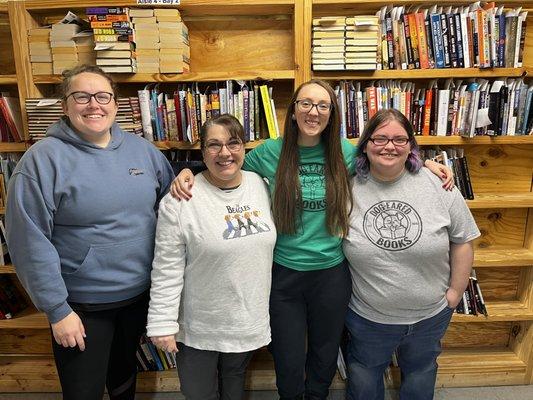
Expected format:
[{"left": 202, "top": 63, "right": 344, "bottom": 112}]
[{"left": 0, "top": 386, "right": 532, "bottom": 400}]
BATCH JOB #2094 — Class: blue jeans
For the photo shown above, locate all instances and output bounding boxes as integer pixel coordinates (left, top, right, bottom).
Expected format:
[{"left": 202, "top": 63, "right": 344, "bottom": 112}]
[{"left": 345, "top": 306, "right": 454, "bottom": 400}]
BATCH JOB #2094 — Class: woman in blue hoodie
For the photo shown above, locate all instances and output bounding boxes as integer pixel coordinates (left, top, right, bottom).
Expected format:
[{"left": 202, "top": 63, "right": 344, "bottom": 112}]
[{"left": 6, "top": 65, "right": 174, "bottom": 400}]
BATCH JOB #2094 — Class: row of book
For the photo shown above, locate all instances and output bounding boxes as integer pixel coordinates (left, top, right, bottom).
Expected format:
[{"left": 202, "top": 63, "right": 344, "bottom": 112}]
[
  {"left": 136, "top": 334, "right": 176, "bottom": 371},
  {"left": 376, "top": 2, "right": 527, "bottom": 70},
  {"left": 312, "top": 15, "right": 380, "bottom": 71},
  {"left": 334, "top": 78, "right": 533, "bottom": 139},
  {"left": 25, "top": 98, "right": 142, "bottom": 141},
  {"left": 0, "top": 153, "right": 22, "bottom": 190},
  {"left": 136, "top": 81, "right": 280, "bottom": 143},
  {"left": 0, "top": 275, "right": 28, "bottom": 320},
  {"left": 0, "top": 94, "right": 24, "bottom": 143},
  {"left": 421, "top": 147, "right": 474, "bottom": 200}
]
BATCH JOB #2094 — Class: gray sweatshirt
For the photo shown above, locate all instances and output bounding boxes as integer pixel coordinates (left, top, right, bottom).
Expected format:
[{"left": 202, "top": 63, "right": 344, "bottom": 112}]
[
  {"left": 6, "top": 117, "right": 174, "bottom": 323},
  {"left": 147, "top": 171, "right": 277, "bottom": 352}
]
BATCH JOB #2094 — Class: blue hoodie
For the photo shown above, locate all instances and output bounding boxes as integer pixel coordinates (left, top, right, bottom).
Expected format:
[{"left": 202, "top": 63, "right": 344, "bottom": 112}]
[{"left": 6, "top": 118, "right": 174, "bottom": 323}]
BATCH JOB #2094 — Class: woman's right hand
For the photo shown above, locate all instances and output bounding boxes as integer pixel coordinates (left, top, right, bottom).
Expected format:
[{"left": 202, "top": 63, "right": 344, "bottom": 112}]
[
  {"left": 170, "top": 168, "right": 195, "bottom": 200},
  {"left": 51, "top": 311, "right": 86, "bottom": 351},
  {"left": 150, "top": 335, "right": 178, "bottom": 353}
]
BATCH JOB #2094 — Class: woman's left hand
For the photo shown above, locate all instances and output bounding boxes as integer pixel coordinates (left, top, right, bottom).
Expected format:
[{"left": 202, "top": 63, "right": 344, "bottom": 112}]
[
  {"left": 150, "top": 335, "right": 178, "bottom": 353},
  {"left": 446, "top": 287, "right": 462, "bottom": 309},
  {"left": 424, "top": 160, "right": 454, "bottom": 191}
]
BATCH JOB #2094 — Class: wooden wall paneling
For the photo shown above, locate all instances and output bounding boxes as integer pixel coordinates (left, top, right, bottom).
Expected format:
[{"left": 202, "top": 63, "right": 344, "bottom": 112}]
[
  {"left": 0, "top": 329, "right": 52, "bottom": 355},
  {"left": 465, "top": 145, "right": 533, "bottom": 193},
  {"left": 0, "top": 11, "right": 15, "bottom": 75},
  {"left": 443, "top": 322, "right": 512, "bottom": 349},
  {"left": 474, "top": 267, "right": 521, "bottom": 301},
  {"left": 471, "top": 209, "right": 528, "bottom": 250},
  {"left": 187, "top": 16, "right": 294, "bottom": 73}
]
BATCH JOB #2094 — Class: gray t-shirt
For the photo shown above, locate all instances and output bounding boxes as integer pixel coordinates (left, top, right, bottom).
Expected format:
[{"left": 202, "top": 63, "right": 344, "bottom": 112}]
[{"left": 343, "top": 167, "right": 480, "bottom": 324}]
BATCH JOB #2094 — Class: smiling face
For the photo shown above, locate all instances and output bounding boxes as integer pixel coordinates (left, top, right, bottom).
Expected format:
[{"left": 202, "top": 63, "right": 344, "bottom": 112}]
[
  {"left": 61, "top": 72, "right": 118, "bottom": 146},
  {"left": 294, "top": 83, "right": 332, "bottom": 146},
  {"left": 364, "top": 119, "right": 411, "bottom": 181},
  {"left": 202, "top": 123, "right": 244, "bottom": 188}
]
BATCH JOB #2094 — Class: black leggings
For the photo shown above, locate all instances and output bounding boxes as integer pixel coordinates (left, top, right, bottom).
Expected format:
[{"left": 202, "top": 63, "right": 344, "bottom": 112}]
[
  {"left": 268, "top": 260, "right": 351, "bottom": 400},
  {"left": 52, "top": 293, "right": 149, "bottom": 400}
]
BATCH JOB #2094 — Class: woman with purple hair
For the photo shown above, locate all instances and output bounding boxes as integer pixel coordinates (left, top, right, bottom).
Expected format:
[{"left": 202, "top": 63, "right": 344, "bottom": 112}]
[{"left": 343, "top": 109, "right": 480, "bottom": 400}]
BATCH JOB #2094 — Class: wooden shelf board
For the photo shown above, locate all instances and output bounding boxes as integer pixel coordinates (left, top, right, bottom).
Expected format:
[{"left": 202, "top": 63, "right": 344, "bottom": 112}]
[
  {"left": 154, "top": 139, "right": 266, "bottom": 151},
  {"left": 0, "top": 307, "right": 47, "bottom": 329},
  {"left": 24, "top": 0, "right": 294, "bottom": 14},
  {"left": 0, "top": 142, "right": 27, "bottom": 152},
  {"left": 452, "top": 301, "right": 533, "bottom": 323},
  {"left": 467, "top": 192, "right": 533, "bottom": 209},
  {"left": 474, "top": 248, "right": 533, "bottom": 267},
  {"left": 33, "top": 70, "right": 295, "bottom": 84},
  {"left": 0, "top": 264, "right": 15, "bottom": 274},
  {"left": 0, "top": 75, "right": 17, "bottom": 85},
  {"left": 348, "top": 136, "right": 533, "bottom": 146},
  {"left": 1, "top": 348, "right": 526, "bottom": 392},
  {"left": 313, "top": 68, "right": 524, "bottom": 80}
]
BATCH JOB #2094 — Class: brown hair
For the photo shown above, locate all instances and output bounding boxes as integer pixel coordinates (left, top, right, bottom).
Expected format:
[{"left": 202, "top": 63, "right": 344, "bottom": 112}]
[
  {"left": 272, "top": 79, "right": 352, "bottom": 237},
  {"left": 59, "top": 65, "right": 118, "bottom": 100},
  {"left": 199, "top": 114, "right": 245, "bottom": 150}
]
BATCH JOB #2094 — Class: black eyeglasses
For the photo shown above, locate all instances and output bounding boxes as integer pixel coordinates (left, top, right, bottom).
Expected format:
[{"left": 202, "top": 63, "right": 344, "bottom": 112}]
[
  {"left": 65, "top": 91, "right": 114, "bottom": 105},
  {"left": 294, "top": 99, "right": 332, "bottom": 114},
  {"left": 369, "top": 137, "right": 410, "bottom": 146},
  {"left": 205, "top": 139, "right": 243, "bottom": 154}
]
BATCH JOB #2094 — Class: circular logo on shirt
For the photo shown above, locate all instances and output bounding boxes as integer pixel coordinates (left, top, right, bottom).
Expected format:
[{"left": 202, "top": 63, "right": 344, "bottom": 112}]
[{"left": 363, "top": 200, "right": 422, "bottom": 251}]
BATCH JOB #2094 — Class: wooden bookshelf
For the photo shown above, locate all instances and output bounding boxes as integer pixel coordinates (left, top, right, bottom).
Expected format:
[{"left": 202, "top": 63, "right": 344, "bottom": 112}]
[
  {"left": 474, "top": 248, "right": 533, "bottom": 268},
  {"left": 154, "top": 139, "right": 266, "bottom": 151},
  {"left": 0, "top": 142, "right": 27, "bottom": 152}
]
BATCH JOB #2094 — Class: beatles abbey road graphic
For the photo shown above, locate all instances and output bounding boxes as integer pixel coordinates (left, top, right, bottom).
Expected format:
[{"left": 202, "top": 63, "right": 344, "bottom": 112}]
[
  {"left": 363, "top": 200, "right": 422, "bottom": 251},
  {"left": 223, "top": 204, "right": 272, "bottom": 240}
]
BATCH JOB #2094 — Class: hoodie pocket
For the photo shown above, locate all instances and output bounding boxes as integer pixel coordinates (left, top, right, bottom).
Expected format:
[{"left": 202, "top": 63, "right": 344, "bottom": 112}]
[{"left": 62, "top": 235, "right": 154, "bottom": 290}]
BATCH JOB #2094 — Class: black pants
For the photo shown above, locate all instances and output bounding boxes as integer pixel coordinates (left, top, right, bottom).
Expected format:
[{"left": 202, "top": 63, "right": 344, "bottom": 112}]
[
  {"left": 269, "top": 261, "right": 351, "bottom": 400},
  {"left": 51, "top": 293, "right": 149, "bottom": 400},
  {"left": 176, "top": 342, "right": 254, "bottom": 400}
]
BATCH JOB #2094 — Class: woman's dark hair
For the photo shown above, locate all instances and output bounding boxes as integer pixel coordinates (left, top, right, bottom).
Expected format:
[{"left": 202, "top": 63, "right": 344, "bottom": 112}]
[
  {"left": 200, "top": 114, "right": 245, "bottom": 150},
  {"left": 272, "top": 79, "right": 352, "bottom": 238},
  {"left": 59, "top": 64, "right": 118, "bottom": 100},
  {"left": 355, "top": 108, "right": 423, "bottom": 179}
]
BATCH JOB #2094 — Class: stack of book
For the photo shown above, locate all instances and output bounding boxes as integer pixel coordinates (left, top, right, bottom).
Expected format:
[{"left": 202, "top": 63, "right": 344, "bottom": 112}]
[
  {"left": 312, "top": 16, "right": 347, "bottom": 70},
  {"left": 312, "top": 16, "right": 379, "bottom": 71},
  {"left": 88, "top": 7, "right": 136, "bottom": 73},
  {"left": 345, "top": 16, "right": 379, "bottom": 70},
  {"left": 129, "top": 8, "right": 190, "bottom": 73},
  {"left": 130, "top": 8, "right": 158, "bottom": 73},
  {"left": 74, "top": 34, "right": 96, "bottom": 66},
  {"left": 117, "top": 97, "right": 143, "bottom": 136},
  {"left": 156, "top": 9, "right": 190, "bottom": 73},
  {"left": 50, "top": 23, "right": 81, "bottom": 74},
  {"left": 28, "top": 27, "right": 53, "bottom": 75}
]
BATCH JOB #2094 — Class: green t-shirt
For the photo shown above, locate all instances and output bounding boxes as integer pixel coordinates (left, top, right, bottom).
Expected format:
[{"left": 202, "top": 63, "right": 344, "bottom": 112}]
[{"left": 244, "top": 138, "right": 356, "bottom": 271}]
